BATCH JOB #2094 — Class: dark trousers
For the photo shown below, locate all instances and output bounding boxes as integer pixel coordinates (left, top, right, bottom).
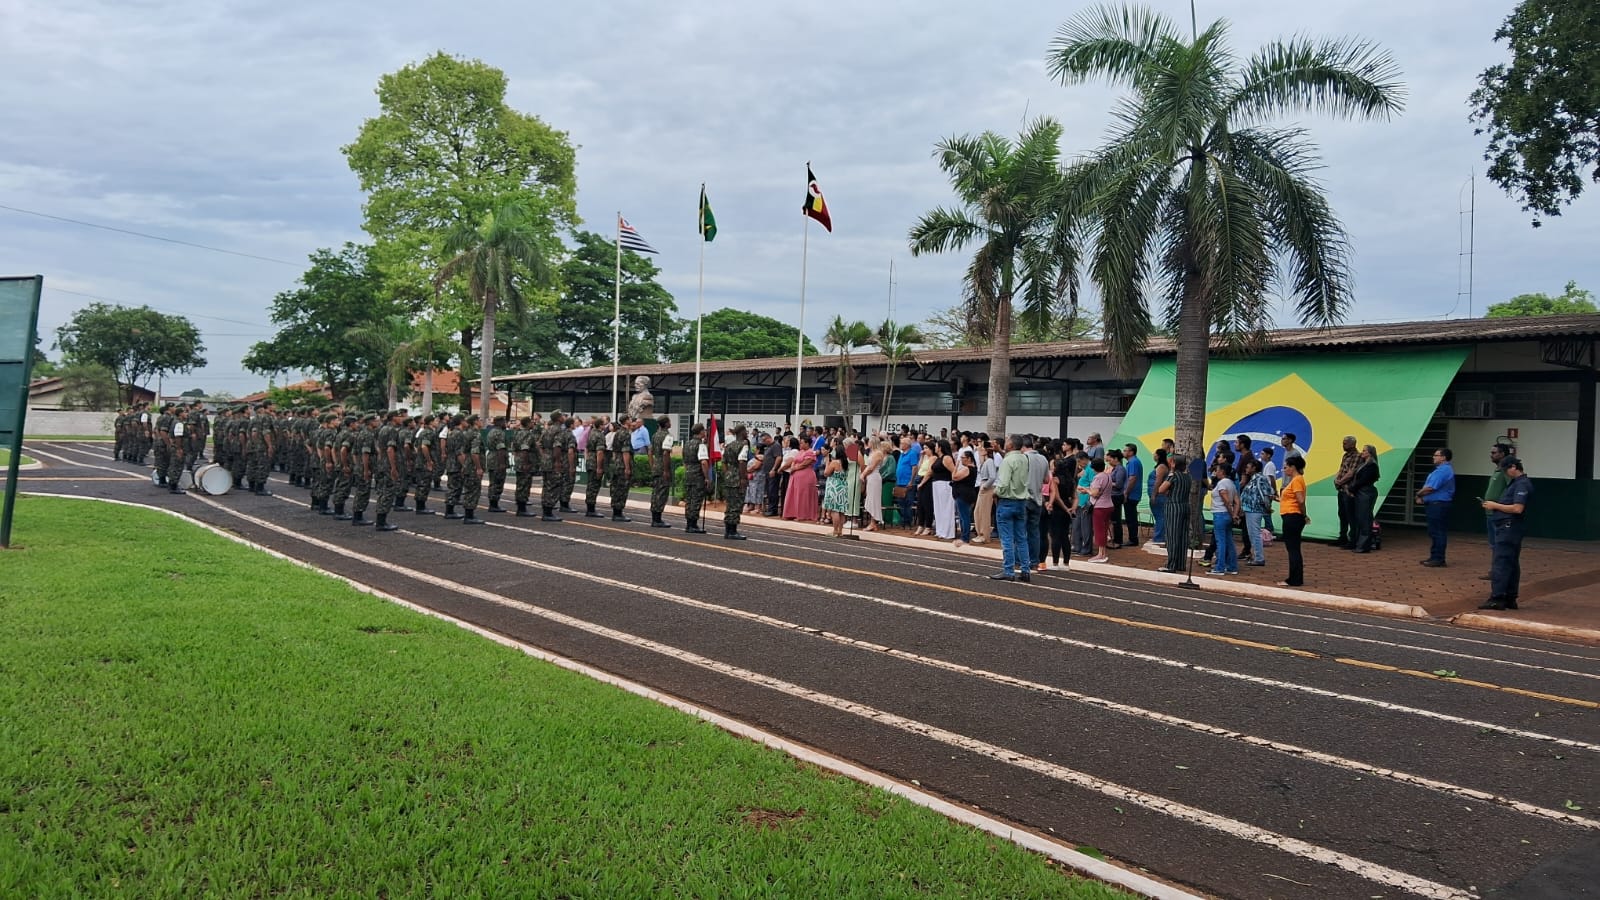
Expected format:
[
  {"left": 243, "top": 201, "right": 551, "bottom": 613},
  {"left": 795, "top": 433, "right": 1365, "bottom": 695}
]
[
  {"left": 1118, "top": 496, "right": 1140, "bottom": 546},
  {"left": 1025, "top": 500, "right": 1043, "bottom": 567},
  {"left": 1424, "top": 501, "right": 1451, "bottom": 562},
  {"left": 1282, "top": 513, "right": 1306, "bottom": 586},
  {"left": 1048, "top": 506, "right": 1071, "bottom": 563},
  {"left": 1352, "top": 487, "right": 1377, "bottom": 551},
  {"left": 765, "top": 470, "right": 782, "bottom": 515},
  {"left": 1489, "top": 519, "right": 1525, "bottom": 601},
  {"left": 896, "top": 482, "right": 915, "bottom": 527},
  {"left": 1336, "top": 491, "right": 1354, "bottom": 544}
]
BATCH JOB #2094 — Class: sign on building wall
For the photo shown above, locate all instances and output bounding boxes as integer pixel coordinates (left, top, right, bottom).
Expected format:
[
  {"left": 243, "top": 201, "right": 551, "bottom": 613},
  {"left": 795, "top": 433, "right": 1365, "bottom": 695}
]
[
  {"left": 2, "top": 275, "right": 45, "bottom": 548},
  {"left": 1114, "top": 349, "right": 1468, "bottom": 540}
]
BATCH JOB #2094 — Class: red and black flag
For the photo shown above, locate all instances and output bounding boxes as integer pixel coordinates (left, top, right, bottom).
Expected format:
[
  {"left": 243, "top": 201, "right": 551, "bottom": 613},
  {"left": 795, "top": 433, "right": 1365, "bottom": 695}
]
[{"left": 803, "top": 164, "right": 832, "bottom": 232}]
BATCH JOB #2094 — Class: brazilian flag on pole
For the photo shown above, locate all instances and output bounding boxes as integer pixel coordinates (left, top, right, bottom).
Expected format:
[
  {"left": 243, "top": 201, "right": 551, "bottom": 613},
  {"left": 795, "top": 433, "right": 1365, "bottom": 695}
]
[{"left": 699, "top": 185, "right": 717, "bottom": 243}]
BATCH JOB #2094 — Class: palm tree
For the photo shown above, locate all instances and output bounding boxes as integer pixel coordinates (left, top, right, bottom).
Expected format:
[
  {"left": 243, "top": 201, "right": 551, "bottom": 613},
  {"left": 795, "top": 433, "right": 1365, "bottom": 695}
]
[
  {"left": 825, "top": 315, "right": 874, "bottom": 422},
  {"left": 1049, "top": 4, "right": 1403, "bottom": 470},
  {"left": 909, "top": 118, "right": 1083, "bottom": 435},
  {"left": 870, "top": 319, "right": 924, "bottom": 432},
  {"left": 389, "top": 317, "right": 461, "bottom": 416},
  {"left": 344, "top": 315, "right": 408, "bottom": 410},
  {"left": 436, "top": 201, "right": 556, "bottom": 421}
]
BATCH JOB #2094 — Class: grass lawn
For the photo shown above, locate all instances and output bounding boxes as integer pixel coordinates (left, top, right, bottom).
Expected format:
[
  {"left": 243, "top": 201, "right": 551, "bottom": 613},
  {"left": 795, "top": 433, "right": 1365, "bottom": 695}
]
[
  {"left": 0, "top": 448, "right": 36, "bottom": 467},
  {"left": 0, "top": 497, "right": 1127, "bottom": 899}
]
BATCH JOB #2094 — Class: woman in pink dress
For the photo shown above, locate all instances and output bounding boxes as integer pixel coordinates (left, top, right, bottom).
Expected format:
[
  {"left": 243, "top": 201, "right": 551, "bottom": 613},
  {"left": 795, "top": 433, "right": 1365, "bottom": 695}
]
[{"left": 782, "top": 438, "right": 820, "bottom": 522}]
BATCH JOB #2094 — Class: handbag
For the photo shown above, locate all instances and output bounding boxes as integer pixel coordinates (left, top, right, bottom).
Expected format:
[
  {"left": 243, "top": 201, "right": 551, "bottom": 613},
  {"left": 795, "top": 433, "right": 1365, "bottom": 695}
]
[{"left": 892, "top": 485, "right": 908, "bottom": 499}]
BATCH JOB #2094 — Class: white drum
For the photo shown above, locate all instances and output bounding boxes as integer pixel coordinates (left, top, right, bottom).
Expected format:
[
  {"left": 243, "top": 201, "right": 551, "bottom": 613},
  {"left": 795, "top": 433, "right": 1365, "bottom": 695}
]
[{"left": 196, "top": 463, "right": 233, "bottom": 496}]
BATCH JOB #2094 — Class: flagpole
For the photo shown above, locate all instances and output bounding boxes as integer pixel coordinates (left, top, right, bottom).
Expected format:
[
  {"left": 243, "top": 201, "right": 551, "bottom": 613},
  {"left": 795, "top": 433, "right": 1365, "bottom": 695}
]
[
  {"left": 694, "top": 185, "right": 706, "bottom": 426},
  {"left": 794, "top": 212, "right": 809, "bottom": 426},
  {"left": 611, "top": 211, "right": 622, "bottom": 421}
]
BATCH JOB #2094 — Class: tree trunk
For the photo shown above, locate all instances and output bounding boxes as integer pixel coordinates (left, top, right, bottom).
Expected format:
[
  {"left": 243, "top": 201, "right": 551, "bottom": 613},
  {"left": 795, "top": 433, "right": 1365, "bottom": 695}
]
[
  {"left": 479, "top": 300, "right": 496, "bottom": 422},
  {"left": 422, "top": 365, "right": 435, "bottom": 417},
  {"left": 984, "top": 292, "right": 1013, "bottom": 436},
  {"left": 386, "top": 377, "right": 398, "bottom": 412},
  {"left": 459, "top": 327, "right": 475, "bottom": 411},
  {"left": 1175, "top": 252, "right": 1210, "bottom": 550}
]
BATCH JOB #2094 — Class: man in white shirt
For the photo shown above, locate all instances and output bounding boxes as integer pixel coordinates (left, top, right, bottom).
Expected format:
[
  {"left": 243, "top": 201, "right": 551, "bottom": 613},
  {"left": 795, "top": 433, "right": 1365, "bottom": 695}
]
[{"left": 1258, "top": 446, "right": 1280, "bottom": 535}]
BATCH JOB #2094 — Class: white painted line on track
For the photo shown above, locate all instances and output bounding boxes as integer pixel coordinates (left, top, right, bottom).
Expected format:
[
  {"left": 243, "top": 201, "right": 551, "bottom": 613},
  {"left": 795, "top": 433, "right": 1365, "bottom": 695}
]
[
  {"left": 20, "top": 492, "right": 1195, "bottom": 900},
  {"left": 390, "top": 521, "right": 1597, "bottom": 832},
  {"left": 177, "top": 495, "right": 1477, "bottom": 899},
  {"left": 742, "top": 534, "right": 1600, "bottom": 683}
]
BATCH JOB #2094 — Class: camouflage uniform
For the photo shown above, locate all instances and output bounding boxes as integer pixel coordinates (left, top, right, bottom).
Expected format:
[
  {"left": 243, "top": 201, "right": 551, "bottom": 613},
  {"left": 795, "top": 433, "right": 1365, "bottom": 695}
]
[
  {"left": 540, "top": 417, "right": 575, "bottom": 518},
  {"left": 394, "top": 420, "right": 414, "bottom": 511},
  {"left": 485, "top": 421, "right": 509, "bottom": 511},
  {"left": 331, "top": 419, "right": 356, "bottom": 518},
  {"left": 583, "top": 420, "right": 607, "bottom": 515},
  {"left": 152, "top": 409, "right": 173, "bottom": 484},
  {"left": 372, "top": 417, "right": 397, "bottom": 524},
  {"left": 682, "top": 430, "right": 707, "bottom": 532},
  {"left": 721, "top": 435, "right": 751, "bottom": 538},
  {"left": 649, "top": 419, "right": 674, "bottom": 526},
  {"left": 163, "top": 411, "right": 188, "bottom": 492},
  {"left": 608, "top": 425, "right": 634, "bottom": 520},
  {"left": 310, "top": 415, "right": 334, "bottom": 512},
  {"left": 460, "top": 420, "right": 484, "bottom": 521},
  {"left": 443, "top": 423, "right": 466, "bottom": 518},
  {"left": 350, "top": 417, "right": 376, "bottom": 523},
  {"left": 189, "top": 406, "right": 209, "bottom": 462},
  {"left": 512, "top": 419, "right": 538, "bottom": 515},
  {"left": 412, "top": 420, "right": 437, "bottom": 514},
  {"left": 246, "top": 408, "right": 273, "bottom": 494}
]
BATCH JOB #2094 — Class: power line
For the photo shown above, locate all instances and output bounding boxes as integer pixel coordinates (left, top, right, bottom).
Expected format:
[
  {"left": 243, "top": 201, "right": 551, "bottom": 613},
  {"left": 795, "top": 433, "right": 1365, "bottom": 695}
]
[
  {"left": 45, "top": 286, "right": 272, "bottom": 328},
  {"left": 0, "top": 202, "right": 301, "bottom": 267}
]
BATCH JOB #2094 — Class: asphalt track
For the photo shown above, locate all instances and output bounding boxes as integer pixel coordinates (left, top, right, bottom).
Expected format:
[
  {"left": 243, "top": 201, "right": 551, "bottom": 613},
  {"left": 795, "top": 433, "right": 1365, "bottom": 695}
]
[{"left": 18, "top": 440, "right": 1600, "bottom": 899}]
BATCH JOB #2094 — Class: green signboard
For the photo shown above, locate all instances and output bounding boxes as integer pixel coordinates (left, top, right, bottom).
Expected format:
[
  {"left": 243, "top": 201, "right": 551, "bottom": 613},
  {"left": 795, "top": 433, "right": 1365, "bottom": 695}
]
[
  {"left": 2, "top": 275, "right": 44, "bottom": 548},
  {"left": 1113, "top": 348, "right": 1468, "bottom": 540}
]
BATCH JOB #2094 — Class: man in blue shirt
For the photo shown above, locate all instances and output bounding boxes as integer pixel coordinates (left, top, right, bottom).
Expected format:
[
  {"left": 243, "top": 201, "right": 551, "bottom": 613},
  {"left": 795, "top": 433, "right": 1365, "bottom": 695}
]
[
  {"left": 1416, "top": 447, "right": 1455, "bottom": 567},
  {"left": 895, "top": 433, "right": 921, "bottom": 529},
  {"left": 630, "top": 417, "right": 650, "bottom": 452},
  {"left": 1121, "top": 443, "right": 1144, "bottom": 547}
]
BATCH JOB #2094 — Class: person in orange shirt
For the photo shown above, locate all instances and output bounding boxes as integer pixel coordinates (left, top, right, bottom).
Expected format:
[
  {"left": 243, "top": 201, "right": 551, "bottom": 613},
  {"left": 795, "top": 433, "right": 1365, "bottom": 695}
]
[{"left": 1277, "top": 456, "right": 1310, "bottom": 587}]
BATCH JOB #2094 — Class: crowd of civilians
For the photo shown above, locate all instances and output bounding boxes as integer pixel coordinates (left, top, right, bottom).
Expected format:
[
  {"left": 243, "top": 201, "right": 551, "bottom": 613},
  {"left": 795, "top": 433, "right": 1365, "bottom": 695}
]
[{"left": 660, "top": 420, "right": 1532, "bottom": 610}]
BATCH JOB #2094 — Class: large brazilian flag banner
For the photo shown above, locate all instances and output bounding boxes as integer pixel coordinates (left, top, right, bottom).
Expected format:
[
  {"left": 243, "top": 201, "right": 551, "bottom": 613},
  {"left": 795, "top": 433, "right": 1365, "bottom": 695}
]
[{"left": 1113, "top": 349, "right": 1468, "bottom": 540}]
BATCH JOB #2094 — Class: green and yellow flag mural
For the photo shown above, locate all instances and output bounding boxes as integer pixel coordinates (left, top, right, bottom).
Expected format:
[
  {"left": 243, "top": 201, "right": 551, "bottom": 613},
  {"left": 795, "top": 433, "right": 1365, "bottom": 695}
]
[{"left": 1113, "top": 349, "right": 1468, "bottom": 540}]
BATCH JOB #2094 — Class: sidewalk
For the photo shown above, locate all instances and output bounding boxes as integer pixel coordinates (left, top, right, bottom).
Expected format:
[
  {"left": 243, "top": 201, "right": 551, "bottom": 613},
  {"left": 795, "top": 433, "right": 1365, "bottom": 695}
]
[{"left": 677, "top": 501, "right": 1599, "bottom": 646}]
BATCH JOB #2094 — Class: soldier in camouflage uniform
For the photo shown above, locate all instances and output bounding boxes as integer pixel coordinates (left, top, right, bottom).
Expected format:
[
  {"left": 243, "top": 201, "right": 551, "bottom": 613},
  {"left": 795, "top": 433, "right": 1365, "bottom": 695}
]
[
  {"left": 443, "top": 415, "right": 466, "bottom": 519},
  {"left": 308, "top": 412, "right": 333, "bottom": 513},
  {"left": 539, "top": 411, "right": 575, "bottom": 521},
  {"left": 372, "top": 410, "right": 403, "bottom": 531},
  {"left": 720, "top": 424, "right": 752, "bottom": 540},
  {"left": 512, "top": 416, "right": 539, "bottom": 517},
  {"left": 682, "top": 422, "right": 708, "bottom": 534},
  {"left": 394, "top": 415, "right": 414, "bottom": 512},
  {"left": 245, "top": 404, "right": 274, "bottom": 495},
  {"left": 188, "top": 402, "right": 209, "bottom": 463},
  {"left": 460, "top": 414, "right": 485, "bottom": 524},
  {"left": 412, "top": 415, "right": 437, "bottom": 515},
  {"left": 330, "top": 416, "right": 355, "bottom": 519},
  {"left": 163, "top": 407, "right": 189, "bottom": 494},
  {"left": 152, "top": 404, "right": 174, "bottom": 486},
  {"left": 608, "top": 416, "right": 635, "bottom": 522},
  {"left": 583, "top": 415, "right": 608, "bottom": 517},
  {"left": 485, "top": 415, "right": 509, "bottom": 512},
  {"left": 649, "top": 415, "right": 674, "bottom": 528},
  {"left": 348, "top": 413, "right": 377, "bottom": 526}
]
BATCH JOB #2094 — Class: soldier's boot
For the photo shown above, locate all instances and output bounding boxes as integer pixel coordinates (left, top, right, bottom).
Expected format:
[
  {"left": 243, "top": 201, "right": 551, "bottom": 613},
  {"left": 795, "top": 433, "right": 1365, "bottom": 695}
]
[
  {"left": 515, "top": 501, "right": 534, "bottom": 517},
  {"left": 560, "top": 503, "right": 576, "bottom": 513},
  {"left": 415, "top": 499, "right": 436, "bottom": 516},
  {"left": 350, "top": 511, "right": 371, "bottom": 526},
  {"left": 254, "top": 482, "right": 273, "bottom": 497},
  {"left": 375, "top": 514, "right": 399, "bottom": 533},
  {"left": 684, "top": 518, "right": 707, "bottom": 534},
  {"left": 585, "top": 503, "right": 605, "bottom": 519},
  {"left": 334, "top": 503, "right": 351, "bottom": 521},
  {"left": 462, "top": 509, "right": 485, "bottom": 525},
  {"left": 393, "top": 491, "right": 410, "bottom": 512},
  {"left": 309, "top": 496, "right": 320, "bottom": 512},
  {"left": 318, "top": 499, "right": 333, "bottom": 515},
  {"left": 540, "top": 505, "right": 561, "bottom": 522},
  {"left": 169, "top": 483, "right": 186, "bottom": 495},
  {"left": 444, "top": 504, "right": 463, "bottom": 520},
  {"left": 724, "top": 523, "right": 747, "bottom": 541},
  {"left": 487, "top": 501, "right": 504, "bottom": 513},
  {"left": 650, "top": 515, "right": 672, "bottom": 529}
]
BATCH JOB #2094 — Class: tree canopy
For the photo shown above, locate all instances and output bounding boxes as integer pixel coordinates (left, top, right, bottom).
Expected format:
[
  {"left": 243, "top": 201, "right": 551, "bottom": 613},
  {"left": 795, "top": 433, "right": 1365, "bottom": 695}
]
[
  {"left": 1470, "top": 0, "right": 1600, "bottom": 224},
  {"left": 668, "top": 309, "right": 818, "bottom": 363},
  {"left": 553, "top": 231, "right": 683, "bottom": 368},
  {"left": 919, "top": 302, "right": 1098, "bottom": 348},
  {"left": 243, "top": 244, "right": 411, "bottom": 401},
  {"left": 1485, "top": 280, "right": 1598, "bottom": 317},
  {"left": 54, "top": 303, "right": 205, "bottom": 405}
]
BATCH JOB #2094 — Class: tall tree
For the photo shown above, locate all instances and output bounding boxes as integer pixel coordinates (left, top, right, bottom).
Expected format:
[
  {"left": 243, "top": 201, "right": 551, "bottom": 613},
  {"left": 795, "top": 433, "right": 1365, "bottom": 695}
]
[
  {"left": 666, "top": 309, "right": 819, "bottom": 363},
  {"left": 908, "top": 119, "right": 1082, "bottom": 435},
  {"left": 1470, "top": 0, "right": 1600, "bottom": 224},
  {"left": 56, "top": 362, "right": 121, "bottom": 411},
  {"left": 54, "top": 304, "right": 205, "bottom": 405},
  {"left": 344, "top": 315, "right": 411, "bottom": 410},
  {"left": 824, "top": 316, "right": 873, "bottom": 417},
  {"left": 1049, "top": 3, "right": 1403, "bottom": 491},
  {"left": 343, "top": 52, "right": 576, "bottom": 370},
  {"left": 389, "top": 317, "right": 462, "bottom": 416},
  {"left": 243, "top": 244, "right": 409, "bottom": 400},
  {"left": 870, "top": 319, "right": 925, "bottom": 431},
  {"left": 556, "top": 231, "right": 683, "bottom": 367},
  {"left": 1485, "top": 280, "right": 1598, "bottom": 317},
  {"left": 918, "top": 302, "right": 1099, "bottom": 348},
  {"left": 436, "top": 200, "right": 556, "bottom": 421}
]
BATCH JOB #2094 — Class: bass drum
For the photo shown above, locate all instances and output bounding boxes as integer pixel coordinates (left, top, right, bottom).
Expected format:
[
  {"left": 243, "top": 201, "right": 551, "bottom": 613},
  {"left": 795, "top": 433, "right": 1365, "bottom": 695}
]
[{"left": 196, "top": 463, "right": 233, "bottom": 496}]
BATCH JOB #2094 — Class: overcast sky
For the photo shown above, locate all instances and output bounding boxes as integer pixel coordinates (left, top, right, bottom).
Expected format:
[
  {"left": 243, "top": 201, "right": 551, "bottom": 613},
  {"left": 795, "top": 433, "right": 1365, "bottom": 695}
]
[{"left": 4, "top": 0, "right": 1596, "bottom": 396}]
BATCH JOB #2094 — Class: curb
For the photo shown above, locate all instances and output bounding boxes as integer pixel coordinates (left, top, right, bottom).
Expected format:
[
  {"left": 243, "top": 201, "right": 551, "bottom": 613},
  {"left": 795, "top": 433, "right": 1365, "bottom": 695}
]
[{"left": 1448, "top": 613, "right": 1600, "bottom": 646}]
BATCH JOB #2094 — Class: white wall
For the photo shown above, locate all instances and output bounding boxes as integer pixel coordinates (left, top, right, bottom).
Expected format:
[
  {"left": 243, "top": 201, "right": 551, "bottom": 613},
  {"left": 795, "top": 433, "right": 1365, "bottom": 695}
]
[
  {"left": 1067, "top": 416, "right": 1127, "bottom": 445},
  {"left": 1446, "top": 419, "right": 1577, "bottom": 479},
  {"left": 23, "top": 410, "right": 114, "bottom": 436}
]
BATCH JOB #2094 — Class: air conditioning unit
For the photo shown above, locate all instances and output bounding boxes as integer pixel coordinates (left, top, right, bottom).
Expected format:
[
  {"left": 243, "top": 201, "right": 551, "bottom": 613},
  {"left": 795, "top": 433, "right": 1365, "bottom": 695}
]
[{"left": 1451, "top": 391, "right": 1494, "bottom": 419}]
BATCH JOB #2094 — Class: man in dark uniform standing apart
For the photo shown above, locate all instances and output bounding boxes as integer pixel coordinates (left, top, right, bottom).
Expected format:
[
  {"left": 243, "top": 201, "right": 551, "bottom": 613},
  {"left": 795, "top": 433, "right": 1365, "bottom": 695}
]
[
  {"left": 720, "top": 424, "right": 751, "bottom": 540},
  {"left": 649, "top": 415, "right": 674, "bottom": 528},
  {"left": 485, "top": 415, "right": 509, "bottom": 513},
  {"left": 540, "top": 411, "right": 575, "bottom": 521},
  {"left": 1480, "top": 457, "right": 1532, "bottom": 610}
]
